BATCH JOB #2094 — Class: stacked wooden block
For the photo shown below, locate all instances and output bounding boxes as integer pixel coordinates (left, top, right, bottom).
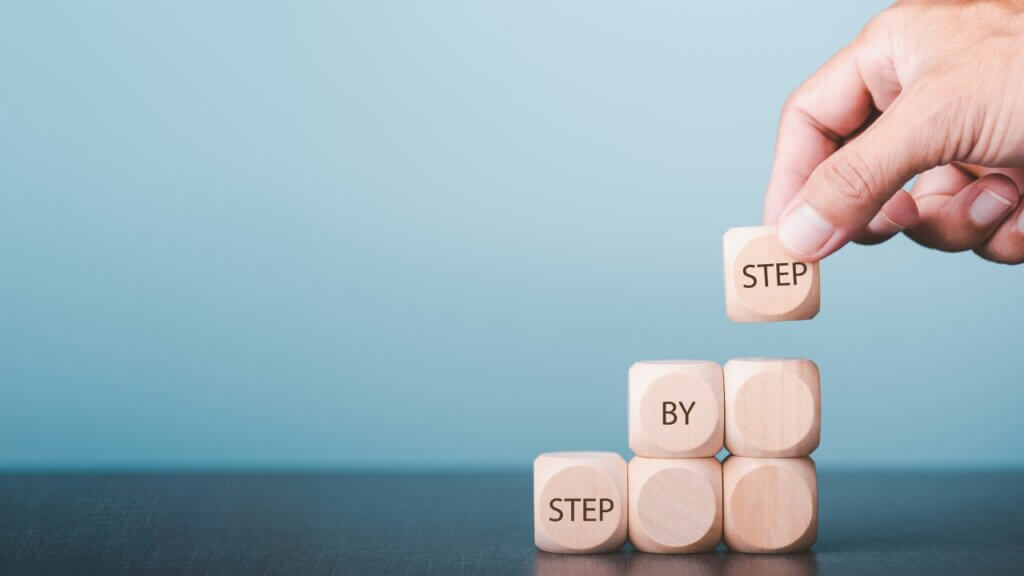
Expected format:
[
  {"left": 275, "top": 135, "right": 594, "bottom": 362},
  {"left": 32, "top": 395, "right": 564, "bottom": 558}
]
[
  {"left": 534, "top": 358, "right": 821, "bottom": 554},
  {"left": 534, "top": 226, "right": 824, "bottom": 554}
]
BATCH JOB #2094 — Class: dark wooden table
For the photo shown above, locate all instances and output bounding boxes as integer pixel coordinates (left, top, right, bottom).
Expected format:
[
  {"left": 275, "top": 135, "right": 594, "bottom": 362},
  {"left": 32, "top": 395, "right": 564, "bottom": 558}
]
[{"left": 0, "top": 470, "right": 1020, "bottom": 575}]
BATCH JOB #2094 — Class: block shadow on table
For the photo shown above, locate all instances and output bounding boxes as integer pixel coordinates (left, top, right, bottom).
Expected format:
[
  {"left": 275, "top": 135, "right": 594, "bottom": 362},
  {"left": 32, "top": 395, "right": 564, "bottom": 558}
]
[{"left": 534, "top": 549, "right": 817, "bottom": 576}]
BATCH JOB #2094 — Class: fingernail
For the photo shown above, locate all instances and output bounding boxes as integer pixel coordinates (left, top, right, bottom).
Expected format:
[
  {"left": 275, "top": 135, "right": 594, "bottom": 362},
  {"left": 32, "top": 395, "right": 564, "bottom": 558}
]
[
  {"left": 778, "top": 203, "right": 835, "bottom": 256},
  {"left": 969, "top": 189, "right": 1013, "bottom": 226}
]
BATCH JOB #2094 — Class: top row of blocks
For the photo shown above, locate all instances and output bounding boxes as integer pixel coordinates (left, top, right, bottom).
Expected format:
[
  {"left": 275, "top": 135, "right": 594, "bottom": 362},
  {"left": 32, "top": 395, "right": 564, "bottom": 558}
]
[{"left": 629, "top": 358, "right": 820, "bottom": 458}]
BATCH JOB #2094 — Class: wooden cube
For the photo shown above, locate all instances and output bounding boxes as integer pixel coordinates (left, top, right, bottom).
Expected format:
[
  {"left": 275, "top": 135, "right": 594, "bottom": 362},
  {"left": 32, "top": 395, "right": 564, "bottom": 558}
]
[
  {"left": 723, "top": 456, "right": 817, "bottom": 553},
  {"left": 723, "top": 226, "right": 820, "bottom": 322},
  {"left": 628, "top": 361, "right": 724, "bottom": 458},
  {"left": 628, "top": 457, "right": 723, "bottom": 553},
  {"left": 724, "top": 358, "right": 820, "bottom": 457},
  {"left": 533, "top": 452, "right": 628, "bottom": 554}
]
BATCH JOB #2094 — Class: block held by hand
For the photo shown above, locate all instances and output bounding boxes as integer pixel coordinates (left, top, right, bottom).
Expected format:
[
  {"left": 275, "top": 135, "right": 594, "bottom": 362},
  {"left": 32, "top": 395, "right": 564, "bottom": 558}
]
[{"left": 724, "top": 226, "right": 820, "bottom": 322}]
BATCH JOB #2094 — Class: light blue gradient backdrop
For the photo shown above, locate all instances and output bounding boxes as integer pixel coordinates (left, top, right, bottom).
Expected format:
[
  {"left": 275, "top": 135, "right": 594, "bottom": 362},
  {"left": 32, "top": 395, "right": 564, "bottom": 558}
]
[{"left": 1, "top": 1, "right": 1020, "bottom": 469}]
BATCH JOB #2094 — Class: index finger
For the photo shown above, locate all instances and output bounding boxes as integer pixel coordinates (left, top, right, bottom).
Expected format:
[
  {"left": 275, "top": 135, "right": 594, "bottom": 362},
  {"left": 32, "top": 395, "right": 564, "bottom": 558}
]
[{"left": 764, "top": 40, "right": 894, "bottom": 224}]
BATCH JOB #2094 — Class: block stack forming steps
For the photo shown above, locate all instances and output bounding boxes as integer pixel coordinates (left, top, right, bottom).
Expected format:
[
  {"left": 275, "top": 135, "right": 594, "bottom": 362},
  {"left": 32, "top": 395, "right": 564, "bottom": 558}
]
[
  {"left": 534, "top": 226, "right": 822, "bottom": 554},
  {"left": 533, "top": 357, "right": 822, "bottom": 555}
]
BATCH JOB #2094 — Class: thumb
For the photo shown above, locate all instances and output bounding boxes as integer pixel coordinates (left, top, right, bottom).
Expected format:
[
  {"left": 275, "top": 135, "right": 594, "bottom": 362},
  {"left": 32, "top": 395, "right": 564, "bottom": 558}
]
[{"left": 776, "top": 99, "right": 937, "bottom": 261}]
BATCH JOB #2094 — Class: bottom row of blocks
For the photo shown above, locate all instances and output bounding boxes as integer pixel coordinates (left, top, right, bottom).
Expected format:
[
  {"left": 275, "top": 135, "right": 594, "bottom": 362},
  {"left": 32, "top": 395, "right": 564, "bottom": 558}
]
[{"left": 534, "top": 452, "right": 817, "bottom": 554}]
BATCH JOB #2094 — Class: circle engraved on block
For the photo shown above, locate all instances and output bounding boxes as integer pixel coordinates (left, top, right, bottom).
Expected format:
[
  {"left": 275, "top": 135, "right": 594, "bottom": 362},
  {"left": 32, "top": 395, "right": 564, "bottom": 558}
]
[
  {"left": 640, "top": 374, "right": 719, "bottom": 453},
  {"left": 538, "top": 465, "right": 621, "bottom": 549},
  {"left": 637, "top": 467, "right": 716, "bottom": 547},
  {"left": 729, "top": 464, "right": 814, "bottom": 549},
  {"left": 735, "top": 370, "right": 815, "bottom": 453},
  {"left": 734, "top": 234, "right": 814, "bottom": 316}
]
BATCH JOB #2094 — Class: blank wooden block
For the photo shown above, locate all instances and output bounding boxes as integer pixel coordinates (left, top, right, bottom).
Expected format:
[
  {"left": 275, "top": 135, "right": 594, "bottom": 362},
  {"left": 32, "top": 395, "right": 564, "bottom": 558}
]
[
  {"left": 628, "top": 457, "right": 723, "bottom": 553},
  {"left": 724, "top": 358, "right": 820, "bottom": 457},
  {"left": 723, "top": 456, "right": 817, "bottom": 553},
  {"left": 723, "top": 226, "right": 820, "bottom": 322},
  {"left": 534, "top": 452, "right": 628, "bottom": 554},
  {"left": 628, "top": 361, "right": 724, "bottom": 458}
]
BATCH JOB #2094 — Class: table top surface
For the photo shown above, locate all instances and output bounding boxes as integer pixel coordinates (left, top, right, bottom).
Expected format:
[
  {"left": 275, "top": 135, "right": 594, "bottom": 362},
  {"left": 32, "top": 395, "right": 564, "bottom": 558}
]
[{"left": 0, "top": 470, "right": 1021, "bottom": 575}]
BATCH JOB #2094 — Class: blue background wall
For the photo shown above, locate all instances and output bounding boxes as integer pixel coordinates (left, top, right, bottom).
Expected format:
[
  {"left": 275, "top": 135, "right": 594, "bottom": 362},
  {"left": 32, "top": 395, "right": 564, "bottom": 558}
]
[{"left": 1, "top": 1, "right": 1020, "bottom": 469}]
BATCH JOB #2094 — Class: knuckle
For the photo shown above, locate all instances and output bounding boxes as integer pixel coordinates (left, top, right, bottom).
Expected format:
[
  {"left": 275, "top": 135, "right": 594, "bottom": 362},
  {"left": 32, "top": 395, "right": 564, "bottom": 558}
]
[
  {"left": 903, "top": 79, "right": 975, "bottom": 164},
  {"left": 860, "top": 12, "right": 887, "bottom": 39},
  {"left": 975, "top": 238, "right": 1024, "bottom": 265},
  {"left": 976, "top": 251, "right": 1024, "bottom": 265},
  {"left": 819, "top": 150, "right": 886, "bottom": 211},
  {"left": 780, "top": 91, "right": 811, "bottom": 126},
  {"left": 781, "top": 94, "right": 800, "bottom": 119},
  {"left": 861, "top": 5, "right": 901, "bottom": 40},
  {"left": 905, "top": 224, "right": 972, "bottom": 253}
]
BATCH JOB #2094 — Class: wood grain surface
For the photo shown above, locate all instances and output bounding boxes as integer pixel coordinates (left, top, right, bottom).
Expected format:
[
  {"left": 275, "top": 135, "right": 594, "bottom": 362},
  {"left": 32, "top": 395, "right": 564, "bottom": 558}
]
[{"left": 0, "top": 470, "right": 1021, "bottom": 575}]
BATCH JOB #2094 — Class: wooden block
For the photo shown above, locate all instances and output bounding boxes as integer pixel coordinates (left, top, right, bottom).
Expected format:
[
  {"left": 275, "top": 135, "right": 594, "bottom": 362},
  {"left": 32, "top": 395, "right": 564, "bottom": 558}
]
[
  {"left": 723, "top": 226, "right": 820, "bottom": 322},
  {"left": 724, "top": 358, "right": 820, "bottom": 457},
  {"left": 533, "top": 452, "right": 628, "bottom": 554},
  {"left": 628, "top": 361, "right": 724, "bottom": 458},
  {"left": 628, "top": 457, "right": 723, "bottom": 553},
  {"left": 723, "top": 456, "right": 817, "bottom": 553}
]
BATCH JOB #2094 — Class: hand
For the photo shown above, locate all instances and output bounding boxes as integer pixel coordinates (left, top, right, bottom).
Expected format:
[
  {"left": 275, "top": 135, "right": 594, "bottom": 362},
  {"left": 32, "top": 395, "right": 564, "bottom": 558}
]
[{"left": 764, "top": 0, "right": 1024, "bottom": 264}]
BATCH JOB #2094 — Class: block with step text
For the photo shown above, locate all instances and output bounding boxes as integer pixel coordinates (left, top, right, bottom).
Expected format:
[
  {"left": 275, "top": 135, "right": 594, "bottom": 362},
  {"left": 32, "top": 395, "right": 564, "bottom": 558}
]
[
  {"left": 724, "top": 226, "right": 819, "bottom": 322},
  {"left": 533, "top": 452, "right": 628, "bottom": 554}
]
